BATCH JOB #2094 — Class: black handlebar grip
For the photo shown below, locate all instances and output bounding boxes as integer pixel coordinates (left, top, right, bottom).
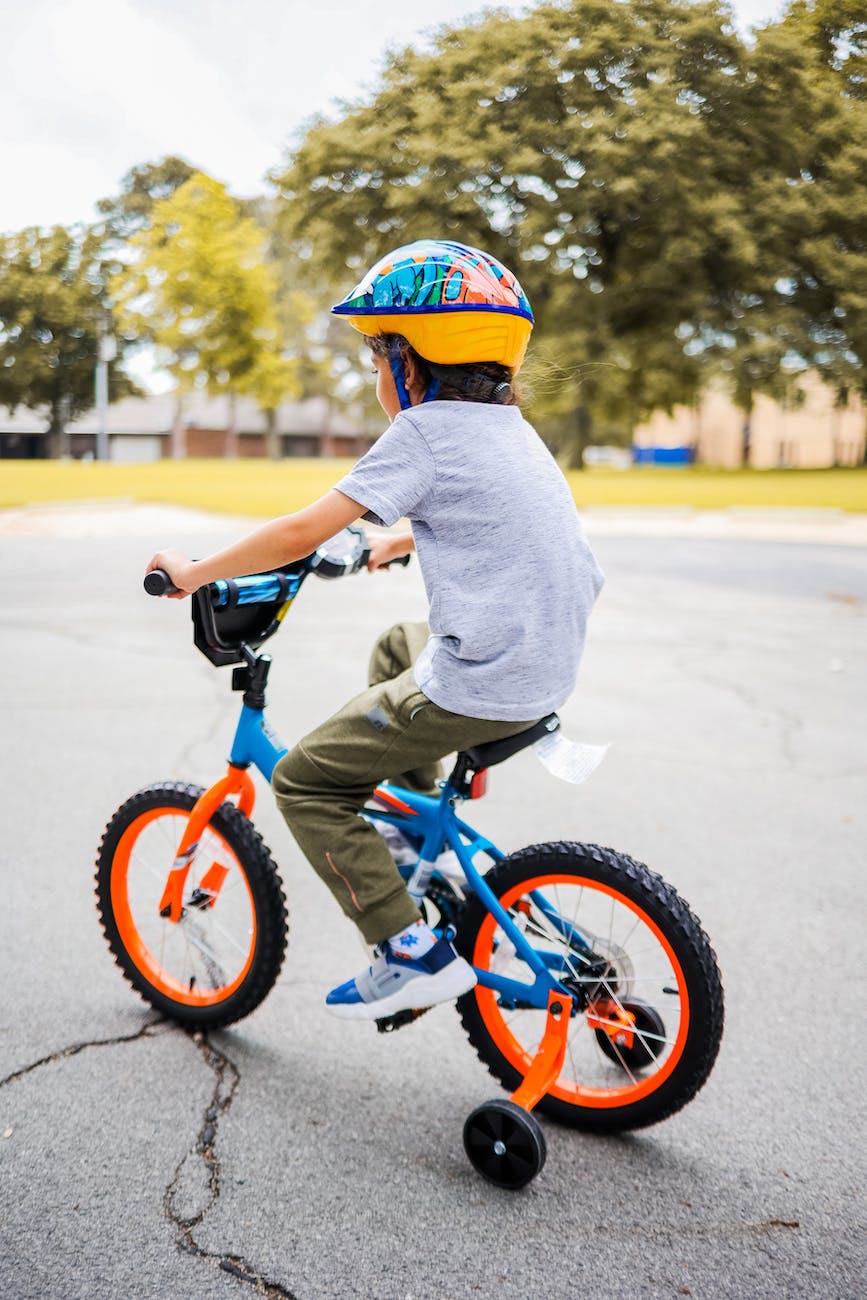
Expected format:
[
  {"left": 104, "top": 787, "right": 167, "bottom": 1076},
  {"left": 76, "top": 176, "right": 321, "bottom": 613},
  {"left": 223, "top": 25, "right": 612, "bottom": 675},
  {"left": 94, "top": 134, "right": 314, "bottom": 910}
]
[
  {"left": 381, "top": 554, "right": 412, "bottom": 569},
  {"left": 143, "top": 569, "right": 179, "bottom": 597}
]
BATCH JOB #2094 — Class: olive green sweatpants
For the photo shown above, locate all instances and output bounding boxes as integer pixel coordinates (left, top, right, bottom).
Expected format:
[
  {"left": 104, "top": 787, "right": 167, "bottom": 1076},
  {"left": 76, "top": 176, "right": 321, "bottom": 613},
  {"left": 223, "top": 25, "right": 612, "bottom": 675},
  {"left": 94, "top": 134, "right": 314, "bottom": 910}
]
[{"left": 272, "top": 622, "right": 534, "bottom": 945}]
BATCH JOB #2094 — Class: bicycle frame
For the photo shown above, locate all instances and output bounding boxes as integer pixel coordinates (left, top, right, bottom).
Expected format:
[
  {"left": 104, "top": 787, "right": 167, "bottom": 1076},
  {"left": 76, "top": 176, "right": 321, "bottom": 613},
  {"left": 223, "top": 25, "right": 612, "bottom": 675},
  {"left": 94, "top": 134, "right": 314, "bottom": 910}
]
[
  {"left": 361, "top": 785, "right": 569, "bottom": 1011},
  {"left": 165, "top": 690, "right": 574, "bottom": 1013}
]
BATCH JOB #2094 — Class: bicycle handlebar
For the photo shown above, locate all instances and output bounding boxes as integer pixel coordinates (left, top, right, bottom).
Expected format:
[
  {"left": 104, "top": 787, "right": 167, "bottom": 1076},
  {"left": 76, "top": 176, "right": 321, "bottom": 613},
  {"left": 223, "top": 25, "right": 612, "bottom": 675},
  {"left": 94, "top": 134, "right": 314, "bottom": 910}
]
[
  {"left": 143, "top": 543, "right": 410, "bottom": 599},
  {"left": 144, "top": 569, "right": 179, "bottom": 597}
]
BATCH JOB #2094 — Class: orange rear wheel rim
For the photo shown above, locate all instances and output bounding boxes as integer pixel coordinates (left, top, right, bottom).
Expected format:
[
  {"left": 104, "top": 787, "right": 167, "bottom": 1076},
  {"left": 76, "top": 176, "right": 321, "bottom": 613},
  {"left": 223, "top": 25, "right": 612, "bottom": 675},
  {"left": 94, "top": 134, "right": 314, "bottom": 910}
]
[{"left": 472, "top": 873, "right": 690, "bottom": 1109}]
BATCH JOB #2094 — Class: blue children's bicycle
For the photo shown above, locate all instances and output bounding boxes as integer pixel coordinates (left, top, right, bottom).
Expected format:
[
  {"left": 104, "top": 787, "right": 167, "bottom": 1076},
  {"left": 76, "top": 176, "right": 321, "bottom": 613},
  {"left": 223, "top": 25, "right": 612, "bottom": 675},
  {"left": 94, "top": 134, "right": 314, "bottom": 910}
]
[{"left": 95, "top": 526, "right": 724, "bottom": 1189}]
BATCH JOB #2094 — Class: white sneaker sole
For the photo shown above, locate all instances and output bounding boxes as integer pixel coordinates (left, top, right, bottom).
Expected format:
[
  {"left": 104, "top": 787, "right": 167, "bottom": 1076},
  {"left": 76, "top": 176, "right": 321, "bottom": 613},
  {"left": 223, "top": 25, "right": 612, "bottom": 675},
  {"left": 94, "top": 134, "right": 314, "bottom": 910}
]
[{"left": 326, "top": 957, "right": 478, "bottom": 1021}]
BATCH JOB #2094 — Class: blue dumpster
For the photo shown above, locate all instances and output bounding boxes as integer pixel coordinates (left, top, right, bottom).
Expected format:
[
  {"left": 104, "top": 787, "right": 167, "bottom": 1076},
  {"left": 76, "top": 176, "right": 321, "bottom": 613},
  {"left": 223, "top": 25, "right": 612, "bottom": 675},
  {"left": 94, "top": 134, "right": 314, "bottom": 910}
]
[{"left": 632, "top": 446, "right": 695, "bottom": 466}]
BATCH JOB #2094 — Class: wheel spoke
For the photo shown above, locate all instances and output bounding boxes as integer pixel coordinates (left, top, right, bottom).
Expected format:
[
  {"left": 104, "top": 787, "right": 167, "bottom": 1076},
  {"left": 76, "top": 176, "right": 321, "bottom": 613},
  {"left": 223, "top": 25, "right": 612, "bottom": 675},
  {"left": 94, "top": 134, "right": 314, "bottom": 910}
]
[{"left": 601, "top": 1035, "right": 639, "bottom": 1086}]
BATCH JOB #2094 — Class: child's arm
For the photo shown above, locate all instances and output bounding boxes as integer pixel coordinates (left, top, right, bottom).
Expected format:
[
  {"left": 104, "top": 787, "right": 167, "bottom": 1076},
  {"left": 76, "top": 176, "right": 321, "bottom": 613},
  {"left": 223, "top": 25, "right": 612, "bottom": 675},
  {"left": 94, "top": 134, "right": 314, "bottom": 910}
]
[
  {"left": 366, "top": 530, "right": 415, "bottom": 572},
  {"left": 146, "top": 490, "right": 365, "bottom": 595}
]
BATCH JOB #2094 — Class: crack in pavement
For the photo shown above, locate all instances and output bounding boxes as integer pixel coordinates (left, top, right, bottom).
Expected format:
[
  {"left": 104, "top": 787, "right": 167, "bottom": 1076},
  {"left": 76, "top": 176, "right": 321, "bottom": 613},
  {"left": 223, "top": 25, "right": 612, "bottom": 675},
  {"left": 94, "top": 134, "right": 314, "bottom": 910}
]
[
  {"left": 164, "top": 1031, "right": 297, "bottom": 1300},
  {"left": 672, "top": 641, "right": 805, "bottom": 769},
  {"left": 1, "top": 1021, "right": 296, "bottom": 1299},
  {"left": 0, "top": 1019, "right": 165, "bottom": 1087}
]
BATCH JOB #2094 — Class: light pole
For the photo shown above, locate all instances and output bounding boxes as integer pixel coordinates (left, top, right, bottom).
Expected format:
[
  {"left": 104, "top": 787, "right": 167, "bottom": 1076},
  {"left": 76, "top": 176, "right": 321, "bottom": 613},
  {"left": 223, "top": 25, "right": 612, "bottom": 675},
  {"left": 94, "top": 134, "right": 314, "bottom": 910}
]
[{"left": 95, "top": 326, "right": 116, "bottom": 461}]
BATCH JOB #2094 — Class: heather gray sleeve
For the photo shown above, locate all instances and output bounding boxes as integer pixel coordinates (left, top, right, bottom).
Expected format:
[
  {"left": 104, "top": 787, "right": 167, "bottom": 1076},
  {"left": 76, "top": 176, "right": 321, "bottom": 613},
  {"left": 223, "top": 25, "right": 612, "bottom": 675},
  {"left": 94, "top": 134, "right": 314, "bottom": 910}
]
[{"left": 334, "top": 413, "right": 436, "bottom": 526}]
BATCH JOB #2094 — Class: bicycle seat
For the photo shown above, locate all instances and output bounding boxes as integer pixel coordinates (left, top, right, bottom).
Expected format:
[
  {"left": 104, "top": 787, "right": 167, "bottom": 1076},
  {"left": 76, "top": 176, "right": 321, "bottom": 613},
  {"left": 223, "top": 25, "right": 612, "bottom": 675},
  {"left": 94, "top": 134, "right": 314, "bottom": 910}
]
[
  {"left": 448, "top": 714, "right": 560, "bottom": 796},
  {"left": 459, "top": 714, "right": 560, "bottom": 771}
]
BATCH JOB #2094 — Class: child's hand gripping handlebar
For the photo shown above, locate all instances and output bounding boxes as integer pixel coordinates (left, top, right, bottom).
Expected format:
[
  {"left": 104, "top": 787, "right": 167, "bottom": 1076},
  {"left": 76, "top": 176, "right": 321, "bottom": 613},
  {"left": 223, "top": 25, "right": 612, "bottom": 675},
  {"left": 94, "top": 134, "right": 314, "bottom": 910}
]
[{"left": 143, "top": 527, "right": 410, "bottom": 598}]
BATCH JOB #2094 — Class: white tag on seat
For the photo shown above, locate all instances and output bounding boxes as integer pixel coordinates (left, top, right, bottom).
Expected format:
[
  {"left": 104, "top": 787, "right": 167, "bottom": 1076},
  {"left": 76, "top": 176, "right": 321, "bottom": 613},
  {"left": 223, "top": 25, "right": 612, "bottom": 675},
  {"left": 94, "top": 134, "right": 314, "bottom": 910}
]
[{"left": 533, "top": 732, "right": 608, "bottom": 784}]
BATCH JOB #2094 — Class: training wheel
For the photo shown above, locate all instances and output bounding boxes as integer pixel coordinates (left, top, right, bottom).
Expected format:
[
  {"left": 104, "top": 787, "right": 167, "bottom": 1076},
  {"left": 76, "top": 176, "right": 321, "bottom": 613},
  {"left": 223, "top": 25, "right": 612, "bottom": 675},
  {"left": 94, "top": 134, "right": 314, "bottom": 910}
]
[{"left": 463, "top": 1098, "right": 546, "bottom": 1189}]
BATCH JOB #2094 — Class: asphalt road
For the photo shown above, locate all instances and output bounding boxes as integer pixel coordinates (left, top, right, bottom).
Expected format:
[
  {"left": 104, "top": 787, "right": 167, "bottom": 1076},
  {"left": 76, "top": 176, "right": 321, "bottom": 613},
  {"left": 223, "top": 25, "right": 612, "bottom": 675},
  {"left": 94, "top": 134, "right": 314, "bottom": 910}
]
[{"left": 1, "top": 508, "right": 865, "bottom": 1300}]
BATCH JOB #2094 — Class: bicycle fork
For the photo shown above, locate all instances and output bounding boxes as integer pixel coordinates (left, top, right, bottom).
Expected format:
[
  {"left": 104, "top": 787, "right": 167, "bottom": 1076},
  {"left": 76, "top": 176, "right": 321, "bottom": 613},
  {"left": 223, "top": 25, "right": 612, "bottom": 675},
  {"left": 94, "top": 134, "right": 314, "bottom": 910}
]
[
  {"left": 158, "top": 664, "right": 288, "bottom": 924},
  {"left": 157, "top": 764, "right": 257, "bottom": 922}
]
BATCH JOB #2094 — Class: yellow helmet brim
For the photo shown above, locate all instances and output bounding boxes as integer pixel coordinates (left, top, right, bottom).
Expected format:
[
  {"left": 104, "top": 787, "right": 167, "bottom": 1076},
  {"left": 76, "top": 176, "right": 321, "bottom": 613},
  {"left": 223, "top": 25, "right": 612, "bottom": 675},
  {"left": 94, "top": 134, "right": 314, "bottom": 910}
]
[{"left": 346, "top": 311, "right": 532, "bottom": 373}]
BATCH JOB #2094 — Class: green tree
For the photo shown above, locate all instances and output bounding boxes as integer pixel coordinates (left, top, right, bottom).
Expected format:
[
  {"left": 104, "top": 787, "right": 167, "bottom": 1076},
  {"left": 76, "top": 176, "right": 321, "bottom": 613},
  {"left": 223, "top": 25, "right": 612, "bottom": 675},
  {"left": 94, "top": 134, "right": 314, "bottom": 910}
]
[
  {"left": 250, "top": 197, "right": 347, "bottom": 444},
  {"left": 0, "top": 224, "right": 135, "bottom": 455},
  {"left": 97, "top": 155, "right": 197, "bottom": 244},
  {"left": 273, "top": 0, "right": 767, "bottom": 460},
  {"left": 271, "top": 0, "right": 867, "bottom": 463},
  {"left": 700, "top": 0, "right": 867, "bottom": 462},
  {"left": 111, "top": 173, "right": 298, "bottom": 455},
  {"left": 250, "top": 193, "right": 375, "bottom": 449},
  {"left": 754, "top": 2, "right": 867, "bottom": 405}
]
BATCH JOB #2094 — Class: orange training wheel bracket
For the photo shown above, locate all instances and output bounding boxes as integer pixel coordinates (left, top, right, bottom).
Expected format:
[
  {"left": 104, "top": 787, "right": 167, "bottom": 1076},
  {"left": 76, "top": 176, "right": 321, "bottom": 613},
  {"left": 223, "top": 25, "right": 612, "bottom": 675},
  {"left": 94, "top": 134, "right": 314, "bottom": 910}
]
[{"left": 509, "top": 988, "right": 572, "bottom": 1112}]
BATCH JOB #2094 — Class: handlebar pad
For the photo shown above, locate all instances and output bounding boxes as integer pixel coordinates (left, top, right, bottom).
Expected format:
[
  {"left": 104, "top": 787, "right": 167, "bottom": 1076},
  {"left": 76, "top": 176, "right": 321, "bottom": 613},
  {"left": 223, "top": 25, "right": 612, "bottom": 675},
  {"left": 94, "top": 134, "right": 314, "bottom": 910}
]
[{"left": 144, "top": 569, "right": 179, "bottom": 597}]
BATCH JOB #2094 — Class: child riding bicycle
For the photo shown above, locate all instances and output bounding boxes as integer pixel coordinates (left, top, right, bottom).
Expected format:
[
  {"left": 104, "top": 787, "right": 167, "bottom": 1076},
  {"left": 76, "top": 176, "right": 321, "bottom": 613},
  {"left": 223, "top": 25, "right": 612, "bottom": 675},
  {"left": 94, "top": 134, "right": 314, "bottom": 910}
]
[{"left": 146, "top": 239, "right": 604, "bottom": 1022}]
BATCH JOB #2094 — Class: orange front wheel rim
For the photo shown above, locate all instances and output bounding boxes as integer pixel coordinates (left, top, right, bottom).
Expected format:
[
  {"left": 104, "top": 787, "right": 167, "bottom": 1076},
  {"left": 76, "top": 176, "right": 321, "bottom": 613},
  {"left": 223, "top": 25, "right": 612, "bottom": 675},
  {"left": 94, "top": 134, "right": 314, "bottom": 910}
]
[{"left": 110, "top": 806, "right": 258, "bottom": 1007}]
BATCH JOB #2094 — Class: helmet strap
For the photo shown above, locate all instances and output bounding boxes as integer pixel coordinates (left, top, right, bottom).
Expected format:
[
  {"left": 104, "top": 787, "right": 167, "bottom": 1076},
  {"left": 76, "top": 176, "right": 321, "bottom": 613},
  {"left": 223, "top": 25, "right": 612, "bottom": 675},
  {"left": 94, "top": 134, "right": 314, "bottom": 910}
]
[
  {"left": 388, "top": 343, "right": 413, "bottom": 411},
  {"left": 389, "top": 341, "right": 440, "bottom": 408}
]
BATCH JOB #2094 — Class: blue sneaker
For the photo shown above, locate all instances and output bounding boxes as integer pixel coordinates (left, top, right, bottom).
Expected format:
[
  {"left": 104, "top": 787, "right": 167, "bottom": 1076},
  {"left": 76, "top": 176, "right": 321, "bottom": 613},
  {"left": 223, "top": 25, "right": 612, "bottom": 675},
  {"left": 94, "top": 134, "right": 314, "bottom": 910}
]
[{"left": 325, "top": 937, "right": 477, "bottom": 1021}]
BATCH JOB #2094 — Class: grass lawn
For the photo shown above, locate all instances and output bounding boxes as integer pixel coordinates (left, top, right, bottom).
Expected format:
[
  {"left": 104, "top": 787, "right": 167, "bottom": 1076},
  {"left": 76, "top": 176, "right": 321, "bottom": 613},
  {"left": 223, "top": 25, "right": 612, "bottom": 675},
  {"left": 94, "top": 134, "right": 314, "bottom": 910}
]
[{"left": 1, "top": 458, "right": 866, "bottom": 515}]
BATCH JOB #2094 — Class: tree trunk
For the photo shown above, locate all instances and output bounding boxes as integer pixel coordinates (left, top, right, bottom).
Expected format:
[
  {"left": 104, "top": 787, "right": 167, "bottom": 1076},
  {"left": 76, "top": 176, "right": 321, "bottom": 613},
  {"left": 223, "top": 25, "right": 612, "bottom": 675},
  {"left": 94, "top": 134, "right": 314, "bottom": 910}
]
[
  {"left": 225, "top": 392, "right": 238, "bottom": 458},
  {"left": 171, "top": 393, "right": 186, "bottom": 459},
  {"left": 568, "top": 405, "right": 593, "bottom": 469},
  {"left": 46, "top": 404, "right": 62, "bottom": 460},
  {"left": 690, "top": 399, "right": 701, "bottom": 465},
  {"left": 265, "top": 408, "right": 281, "bottom": 460},
  {"left": 740, "top": 409, "right": 752, "bottom": 467},
  {"left": 47, "top": 395, "right": 70, "bottom": 459}
]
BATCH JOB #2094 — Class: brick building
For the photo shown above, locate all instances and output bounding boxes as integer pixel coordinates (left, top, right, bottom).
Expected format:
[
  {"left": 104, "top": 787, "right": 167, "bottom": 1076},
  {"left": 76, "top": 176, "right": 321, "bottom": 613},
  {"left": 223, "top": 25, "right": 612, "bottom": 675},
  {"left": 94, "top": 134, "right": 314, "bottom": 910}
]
[{"left": 0, "top": 391, "right": 374, "bottom": 461}]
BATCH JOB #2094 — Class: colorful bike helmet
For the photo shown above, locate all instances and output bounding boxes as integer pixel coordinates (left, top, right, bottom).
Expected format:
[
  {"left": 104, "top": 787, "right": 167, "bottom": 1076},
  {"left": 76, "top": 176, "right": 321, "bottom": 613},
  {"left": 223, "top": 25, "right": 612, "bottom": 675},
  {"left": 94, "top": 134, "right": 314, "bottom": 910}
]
[{"left": 332, "top": 240, "right": 534, "bottom": 409}]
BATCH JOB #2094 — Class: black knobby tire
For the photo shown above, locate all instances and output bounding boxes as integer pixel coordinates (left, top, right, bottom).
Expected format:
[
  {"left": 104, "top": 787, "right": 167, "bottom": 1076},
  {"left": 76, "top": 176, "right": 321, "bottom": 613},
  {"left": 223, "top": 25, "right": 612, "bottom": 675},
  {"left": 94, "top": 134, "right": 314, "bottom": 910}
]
[
  {"left": 454, "top": 842, "right": 724, "bottom": 1132},
  {"left": 95, "top": 782, "right": 288, "bottom": 1030}
]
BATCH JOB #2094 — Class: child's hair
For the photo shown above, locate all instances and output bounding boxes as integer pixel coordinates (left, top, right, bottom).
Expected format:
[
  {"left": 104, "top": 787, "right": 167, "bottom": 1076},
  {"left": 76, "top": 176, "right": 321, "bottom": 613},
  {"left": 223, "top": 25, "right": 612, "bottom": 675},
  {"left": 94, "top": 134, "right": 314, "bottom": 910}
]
[{"left": 367, "top": 334, "right": 521, "bottom": 407}]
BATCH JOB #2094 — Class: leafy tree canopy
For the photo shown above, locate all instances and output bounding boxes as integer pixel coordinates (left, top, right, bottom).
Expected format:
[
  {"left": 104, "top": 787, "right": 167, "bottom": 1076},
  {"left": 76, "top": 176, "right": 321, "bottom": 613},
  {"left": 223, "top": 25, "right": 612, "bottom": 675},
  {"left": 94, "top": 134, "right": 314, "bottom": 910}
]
[
  {"left": 110, "top": 172, "right": 299, "bottom": 413},
  {"left": 0, "top": 224, "right": 136, "bottom": 445},
  {"left": 271, "top": 0, "right": 867, "bottom": 456},
  {"left": 97, "top": 155, "right": 197, "bottom": 244},
  {"left": 748, "top": 1, "right": 867, "bottom": 405}
]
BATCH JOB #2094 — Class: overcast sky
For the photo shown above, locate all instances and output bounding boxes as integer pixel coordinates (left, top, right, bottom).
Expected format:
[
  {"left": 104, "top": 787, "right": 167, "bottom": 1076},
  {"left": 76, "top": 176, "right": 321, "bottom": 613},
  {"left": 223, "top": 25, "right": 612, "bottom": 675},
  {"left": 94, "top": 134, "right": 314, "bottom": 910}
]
[{"left": 1, "top": 0, "right": 786, "bottom": 235}]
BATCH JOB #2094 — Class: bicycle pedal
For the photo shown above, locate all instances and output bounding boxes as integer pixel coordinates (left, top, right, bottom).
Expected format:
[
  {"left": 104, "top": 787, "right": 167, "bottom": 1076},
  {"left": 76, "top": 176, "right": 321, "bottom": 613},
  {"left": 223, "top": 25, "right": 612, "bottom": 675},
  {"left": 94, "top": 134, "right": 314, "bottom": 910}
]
[{"left": 375, "top": 1006, "right": 431, "bottom": 1034}]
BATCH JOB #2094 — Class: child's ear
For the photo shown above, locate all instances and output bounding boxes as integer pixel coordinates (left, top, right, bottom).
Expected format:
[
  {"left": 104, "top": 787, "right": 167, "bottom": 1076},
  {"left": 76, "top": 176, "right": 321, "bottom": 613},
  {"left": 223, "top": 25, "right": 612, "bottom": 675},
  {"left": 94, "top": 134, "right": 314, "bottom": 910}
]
[{"left": 403, "top": 352, "right": 428, "bottom": 405}]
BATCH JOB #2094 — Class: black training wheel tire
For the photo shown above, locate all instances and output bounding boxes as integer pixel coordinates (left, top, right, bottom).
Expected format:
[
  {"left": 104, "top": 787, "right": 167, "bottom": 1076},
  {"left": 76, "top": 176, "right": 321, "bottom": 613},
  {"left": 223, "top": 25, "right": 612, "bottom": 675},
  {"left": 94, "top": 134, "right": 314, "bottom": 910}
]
[
  {"left": 463, "top": 1099, "right": 547, "bottom": 1190},
  {"left": 95, "top": 781, "right": 288, "bottom": 1030}
]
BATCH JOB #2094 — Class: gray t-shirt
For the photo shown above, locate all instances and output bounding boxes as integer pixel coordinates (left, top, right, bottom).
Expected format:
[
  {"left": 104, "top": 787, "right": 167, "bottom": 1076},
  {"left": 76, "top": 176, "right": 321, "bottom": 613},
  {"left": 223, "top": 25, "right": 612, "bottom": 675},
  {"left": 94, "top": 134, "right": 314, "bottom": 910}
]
[{"left": 335, "top": 401, "right": 604, "bottom": 721}]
